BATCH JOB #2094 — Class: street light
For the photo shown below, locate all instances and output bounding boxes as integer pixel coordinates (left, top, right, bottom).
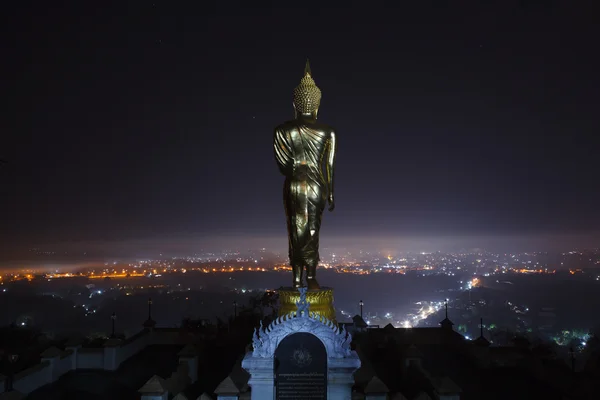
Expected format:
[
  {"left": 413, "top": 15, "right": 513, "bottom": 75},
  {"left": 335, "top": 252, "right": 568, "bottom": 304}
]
[
  {"left": 445, "top": 298, "right": 449, "bottom": 319},
  {"left": 233, "top": 300, "right": 238, "bottom": 319},
  {"left": 359, "top": 300, "right": 364, "bottom": 319},
  {"left": 569, "top": 346, "right": 575, "bottom": 373},
  {"left": 4, "top": 353, "right": 19, "bottom": 391}
]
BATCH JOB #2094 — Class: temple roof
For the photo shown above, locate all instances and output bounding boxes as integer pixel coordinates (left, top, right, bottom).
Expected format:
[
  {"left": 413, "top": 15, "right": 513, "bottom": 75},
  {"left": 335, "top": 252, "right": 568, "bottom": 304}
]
[
  {"left": 367, "top": 326, "right": 464, "bottom": 346},
  {"left": 143, "top": 318, "right": 157, "bottom": 328},
  {"left": 383, "top": 323, "right": 396, "bottom": 332},
  {"left": 228, "top": 355, "right": 250, "bottom": 391},
  {"left": 414, "top": 391, "right": 433, "bottom": 400},
  {"left": 139, "top": 375, "right": 168, "bottom": 394},
  {"left": 0, "top": 391, "right": 25, "bottom": 400},
  {"left": 352, "top": 353, "right": 377, "bottom": 389},
  {"left": 27, "top": 345, "right": 181, "bottom": 400},
  {"left": 214, "top": 376, "right": 240, "bottom": 394},
  {"left": 433, "top": 376, "right": 462, "bottom": 394},
  {"left": 364, "top": 376, "right": 389, "bottom": 393},
  {"left": 473, "top": 335, "right": 491, "bottom": 347},
  {"left": 353, "top": 315, "right": 368, "bottom": 327}
]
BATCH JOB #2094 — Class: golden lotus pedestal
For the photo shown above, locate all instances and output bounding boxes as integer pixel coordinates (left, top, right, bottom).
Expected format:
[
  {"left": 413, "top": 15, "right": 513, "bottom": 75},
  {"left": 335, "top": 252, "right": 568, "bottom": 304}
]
[{"left": 278, "top": 287, "right": 336, "bottom": 324}]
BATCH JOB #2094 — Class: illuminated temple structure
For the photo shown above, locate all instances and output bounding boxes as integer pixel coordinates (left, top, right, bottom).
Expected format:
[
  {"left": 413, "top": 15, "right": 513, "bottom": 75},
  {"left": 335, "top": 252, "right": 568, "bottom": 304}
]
[
  {"left": 0, "top": 289, "right": 598, "bottom": 399},
  {"left": 278, "top": 286, "right": 337, "bottom": 323},
  {"left": 2, "top": 63, "right": 598, "bottom": 400}
]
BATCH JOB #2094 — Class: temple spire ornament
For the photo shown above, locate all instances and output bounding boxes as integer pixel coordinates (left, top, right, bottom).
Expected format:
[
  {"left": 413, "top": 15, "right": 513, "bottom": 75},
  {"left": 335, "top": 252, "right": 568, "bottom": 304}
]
[
  {"left": 440, "top": 299, "right": 454, "bottom": 330},
  {"left": 295, "top": 287, "right": 310, "bottom": 317}
]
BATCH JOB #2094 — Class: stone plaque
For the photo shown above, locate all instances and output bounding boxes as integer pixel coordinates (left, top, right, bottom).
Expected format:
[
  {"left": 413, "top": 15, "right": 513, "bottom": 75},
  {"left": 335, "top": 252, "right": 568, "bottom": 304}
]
[{"left": 275, "top": 332, "right": 327, "bottom": 399}]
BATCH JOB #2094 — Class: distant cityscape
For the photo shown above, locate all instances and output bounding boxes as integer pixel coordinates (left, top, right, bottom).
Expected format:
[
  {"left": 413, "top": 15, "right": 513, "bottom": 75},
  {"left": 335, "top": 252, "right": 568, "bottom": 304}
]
[{"left": 2, "top": 247, "right": 599, "bottom": 355}]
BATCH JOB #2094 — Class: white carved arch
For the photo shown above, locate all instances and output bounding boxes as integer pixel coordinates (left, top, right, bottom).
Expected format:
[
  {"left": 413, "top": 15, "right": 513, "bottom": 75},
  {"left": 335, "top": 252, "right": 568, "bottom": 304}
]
[
  {"left": 251, "top": 289, "right": 352, "bottom": 359},
  {"left": 243, "top": 288, "right": 361, "bottom": 400}
]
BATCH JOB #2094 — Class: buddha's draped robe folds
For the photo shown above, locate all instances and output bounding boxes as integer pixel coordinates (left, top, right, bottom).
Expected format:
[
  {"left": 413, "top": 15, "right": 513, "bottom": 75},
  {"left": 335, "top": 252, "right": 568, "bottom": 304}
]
[{"left": 274, "top": 121, "right": 332, "bottom": 268}]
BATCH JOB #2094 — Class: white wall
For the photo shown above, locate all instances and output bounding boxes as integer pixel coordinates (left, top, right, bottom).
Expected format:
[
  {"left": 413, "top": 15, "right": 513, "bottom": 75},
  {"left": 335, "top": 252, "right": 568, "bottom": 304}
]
[
  {"left": 6, "top": 327, "right": 182, "bottom": 395},
  {"left": 116, "top": 332, "right": 150, "bottom": 366},
  {"left": 55, "top": 353, "right": 73, "bottom": 379},
  {"left": 179, "top": 357, "right": 198, "bottom": 384},
  {"left": 77, "top": 349, "right": 104, "bottom": 369},
  {"left": 13, "top": 361, "right": 51, "bottom": 394}
]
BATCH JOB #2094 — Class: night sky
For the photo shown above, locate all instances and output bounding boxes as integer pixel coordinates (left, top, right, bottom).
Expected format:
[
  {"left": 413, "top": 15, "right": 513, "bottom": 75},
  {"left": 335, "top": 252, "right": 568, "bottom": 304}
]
[{"left": 2, "top": 1, "right": 599, "bottom": 255}]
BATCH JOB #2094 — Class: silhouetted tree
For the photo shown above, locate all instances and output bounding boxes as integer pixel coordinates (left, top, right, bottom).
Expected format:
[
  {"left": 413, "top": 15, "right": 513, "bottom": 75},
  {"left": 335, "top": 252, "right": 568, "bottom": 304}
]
[
  {"left": 247, "top": 290, "right": 279, "bottom": 319},
  {"left": 531, "top": 340, "right": 558, "bottom": 359},
  {"left": 585, "top": 332, "right": 600, "bottom": 353}
]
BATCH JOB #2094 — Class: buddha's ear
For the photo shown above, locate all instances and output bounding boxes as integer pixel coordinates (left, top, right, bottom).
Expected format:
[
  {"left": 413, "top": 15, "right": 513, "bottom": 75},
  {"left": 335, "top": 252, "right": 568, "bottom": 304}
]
[{"left": 313, "top": 108, "right": 319, "bottom": 119}]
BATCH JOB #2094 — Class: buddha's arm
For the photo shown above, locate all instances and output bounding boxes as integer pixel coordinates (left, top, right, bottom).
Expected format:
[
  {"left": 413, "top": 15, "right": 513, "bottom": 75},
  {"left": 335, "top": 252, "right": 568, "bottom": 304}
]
[
  {"left": 326, "top": 130, "right": 336, "bottom": 209},
  {"left": 273, "top": 128, "right": 293, "bottom": 176}
]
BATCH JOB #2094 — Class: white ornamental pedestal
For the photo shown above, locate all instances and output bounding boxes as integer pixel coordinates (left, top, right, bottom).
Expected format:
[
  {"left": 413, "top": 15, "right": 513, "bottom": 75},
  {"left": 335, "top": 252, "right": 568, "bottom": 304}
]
[{"left": 242, "top": 288, "right": 361, "bottom": 400}]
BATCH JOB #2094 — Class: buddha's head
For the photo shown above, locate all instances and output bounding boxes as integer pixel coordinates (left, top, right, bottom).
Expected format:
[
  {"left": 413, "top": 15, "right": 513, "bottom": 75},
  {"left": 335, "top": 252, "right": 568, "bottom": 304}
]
[{"left": 293, "top": 59, "right": 321, "bottom": 119}]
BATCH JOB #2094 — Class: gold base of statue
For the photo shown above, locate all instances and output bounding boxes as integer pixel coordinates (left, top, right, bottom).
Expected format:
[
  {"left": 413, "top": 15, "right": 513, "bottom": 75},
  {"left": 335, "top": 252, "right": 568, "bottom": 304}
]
[{"left": 278, "top": 287, "right": 336, "bottom": 324}]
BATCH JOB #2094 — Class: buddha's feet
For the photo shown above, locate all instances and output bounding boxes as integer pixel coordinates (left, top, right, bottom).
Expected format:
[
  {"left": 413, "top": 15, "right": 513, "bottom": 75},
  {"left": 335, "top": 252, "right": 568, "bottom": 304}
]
[{"left": 306, "top": 277, "right": 321, "bottom": 290}]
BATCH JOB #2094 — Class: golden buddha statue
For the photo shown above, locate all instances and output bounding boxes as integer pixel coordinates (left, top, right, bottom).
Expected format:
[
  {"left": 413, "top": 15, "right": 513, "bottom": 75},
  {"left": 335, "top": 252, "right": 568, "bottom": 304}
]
[{"left": 273, "top": 60, "right": 336, "bottom": 290}]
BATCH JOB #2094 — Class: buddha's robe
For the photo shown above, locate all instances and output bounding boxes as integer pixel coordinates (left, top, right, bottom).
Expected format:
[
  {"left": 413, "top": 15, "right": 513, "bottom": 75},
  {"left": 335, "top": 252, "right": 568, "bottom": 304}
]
[{"left": 274, "top": 119, "right": 333, "bottom": 267}]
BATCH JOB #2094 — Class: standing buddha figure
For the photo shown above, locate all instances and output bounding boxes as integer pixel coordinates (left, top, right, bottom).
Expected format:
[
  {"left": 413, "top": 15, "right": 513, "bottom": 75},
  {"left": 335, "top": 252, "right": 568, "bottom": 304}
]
[{"left": 273, "top": 60, "right": 337, "bottom": 290}]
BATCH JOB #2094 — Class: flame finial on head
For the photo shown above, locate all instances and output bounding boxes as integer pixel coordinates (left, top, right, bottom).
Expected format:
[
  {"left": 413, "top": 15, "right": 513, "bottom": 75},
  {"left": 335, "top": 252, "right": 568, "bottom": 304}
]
[
  {"left": 293, "top": 59, "right": 321, "bottom": 114},
  {"left": 304, "top": 58, "right": 312, "bottom": 76}
]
